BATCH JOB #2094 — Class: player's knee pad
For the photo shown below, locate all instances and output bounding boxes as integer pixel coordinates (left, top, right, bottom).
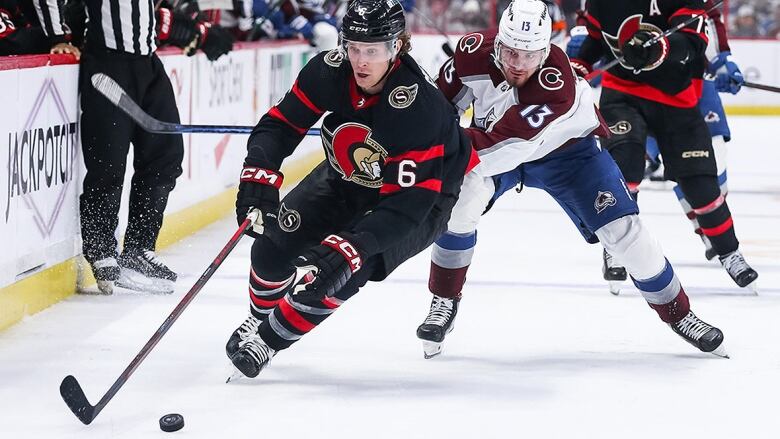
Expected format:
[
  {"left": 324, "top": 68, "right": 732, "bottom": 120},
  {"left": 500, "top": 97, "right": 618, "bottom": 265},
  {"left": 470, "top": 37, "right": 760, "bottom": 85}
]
[
  {"left": 312, "top": 22, "right": 339, "bottom": 51},
  {"left": 447, "top": 172, "right": 495, "bottom": 234},
  {"left": 675, "top": 174, "right": 722, "bottom": 209},
  {"left": 595, "top": 215, "right": 666, "bottom": 281},
  {"left": 250, "top": 235, "right": 296, "bottom": 281},
  {"left": 432, "top": 231, "right": 477, "bottom": 269}
]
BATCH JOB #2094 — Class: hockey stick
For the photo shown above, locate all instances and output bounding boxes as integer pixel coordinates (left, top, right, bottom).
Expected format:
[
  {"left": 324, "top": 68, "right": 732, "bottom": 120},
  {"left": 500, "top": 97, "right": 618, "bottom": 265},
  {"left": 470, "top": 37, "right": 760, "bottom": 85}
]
[
  {"left": 743, "top": 81, "right": 780, "bottom": 93},
  {"left": 586, "top": 0, "right": 724, "bottom": 82},
  {"left": 411, "top": 6, "right": 454, "bottom": 57},
  {"left": 60, "top": 212, "right": 257, "bottom": 425},
  {"left": 90, "top": 73, "right": 321, "bottom": 136}
]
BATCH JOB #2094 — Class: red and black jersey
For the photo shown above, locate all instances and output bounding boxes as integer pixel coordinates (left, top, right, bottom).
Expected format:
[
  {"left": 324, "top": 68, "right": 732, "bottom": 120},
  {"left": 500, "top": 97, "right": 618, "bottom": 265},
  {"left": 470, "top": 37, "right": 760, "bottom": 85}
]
[
  {"left": 247, "top": 49, "right": 476, "bottom": 257},
  {"left": 574, "top": 0, "right": 709, "bottom": 108},
  {"left": 0, "top": 0, "right": 50, "bottom": 55}
]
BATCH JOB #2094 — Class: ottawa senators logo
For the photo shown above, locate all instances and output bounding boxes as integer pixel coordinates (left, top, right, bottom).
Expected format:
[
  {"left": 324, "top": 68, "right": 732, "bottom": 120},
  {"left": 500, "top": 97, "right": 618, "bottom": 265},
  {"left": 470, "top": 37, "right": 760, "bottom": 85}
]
[
  {"left": 324, "top": 49, "right": 345, "bottom": 67},
  {"left": 389, "top": 84, "right": 418, "bottom": 109},
  {"left": 321, "top": 123, "right": 388, "bottom": 188},
  {"left": 603, "top": 15, "right": 668, "bottom": 72}
]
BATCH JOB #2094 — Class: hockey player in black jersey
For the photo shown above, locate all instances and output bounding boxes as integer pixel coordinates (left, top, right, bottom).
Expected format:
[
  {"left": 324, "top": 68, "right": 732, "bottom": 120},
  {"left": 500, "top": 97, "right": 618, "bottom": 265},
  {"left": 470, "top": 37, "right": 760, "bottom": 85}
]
[
  {"left": 571, "top": 0, "right": 758, "bottom": 290},
  {"left": 226, "top": 0, "right": 476, "bottom": 378}
]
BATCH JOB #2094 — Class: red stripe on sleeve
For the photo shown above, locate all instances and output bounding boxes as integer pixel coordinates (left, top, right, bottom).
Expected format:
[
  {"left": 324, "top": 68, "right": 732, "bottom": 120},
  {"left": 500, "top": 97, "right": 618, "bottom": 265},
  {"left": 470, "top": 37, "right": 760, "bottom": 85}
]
[
  {"left": 268, "top": 106, "right": 309, "bottom": 135},
  {"left": 291, "top": 80, "right": 324, "bottom": 115},
  {"left": 586, "top": 13, "right": 601, "bottom": 30},
  {"left": 379, "top": 179, "right": 442, "bottom": 195},
  {"left": 385, "top": 144, "right": 444, "bottom": 164},
  {"left": 465, "top": 148, "right": 480, "bottom": 174},
  {"left": 680, "top": 27, "right": 709, "bottom": 44},
  {"left": 278, "top": 299, "right": 316, "bottom": 332},
  {"left": 669, "top": 8, "right": 705, "bottom": 20}
]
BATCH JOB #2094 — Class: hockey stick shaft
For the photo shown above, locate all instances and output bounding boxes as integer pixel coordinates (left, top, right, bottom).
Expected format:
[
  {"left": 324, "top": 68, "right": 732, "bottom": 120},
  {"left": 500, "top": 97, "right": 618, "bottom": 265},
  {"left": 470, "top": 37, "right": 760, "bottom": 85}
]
[
  {"left": 411, "top": 6, "right": 454, "bottom": 57},
  {"left": 743, "top": 81, "right": 780, "bottom": 93},
  {"left": 91, "top": 73, "right": 321, "bottom": 136},
  {"left": 60, "top": 214, "right": 255, "bottom": 424},
  {"left": 586, "top": 0, "right": 723, "bottom": 82}
]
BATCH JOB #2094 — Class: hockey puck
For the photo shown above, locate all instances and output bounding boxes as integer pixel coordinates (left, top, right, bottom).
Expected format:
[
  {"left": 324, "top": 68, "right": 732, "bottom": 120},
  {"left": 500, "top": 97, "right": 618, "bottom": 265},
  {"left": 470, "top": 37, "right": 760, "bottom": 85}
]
[{"left": 159, "top": 413, "right": 184, "bottom": 432}]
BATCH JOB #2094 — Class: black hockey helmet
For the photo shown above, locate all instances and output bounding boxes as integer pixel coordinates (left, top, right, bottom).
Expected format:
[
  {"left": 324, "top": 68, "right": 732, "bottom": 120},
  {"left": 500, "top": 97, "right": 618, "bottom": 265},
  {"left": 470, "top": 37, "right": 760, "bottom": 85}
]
[{"left": 341, "top": 0, "right": 406, "bottom": 43}]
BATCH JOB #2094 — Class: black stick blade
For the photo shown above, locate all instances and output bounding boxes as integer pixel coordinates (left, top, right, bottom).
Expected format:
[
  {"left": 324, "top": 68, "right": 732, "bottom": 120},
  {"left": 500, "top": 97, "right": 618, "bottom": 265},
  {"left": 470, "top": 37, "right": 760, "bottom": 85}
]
[{"left": 60, "top": 375, "right": 96, "bottom": 425}]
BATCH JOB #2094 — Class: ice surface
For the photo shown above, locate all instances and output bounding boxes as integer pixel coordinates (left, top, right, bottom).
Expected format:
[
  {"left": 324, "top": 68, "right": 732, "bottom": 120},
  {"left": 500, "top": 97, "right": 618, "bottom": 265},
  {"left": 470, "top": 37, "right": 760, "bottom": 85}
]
[{"left": 1, "top": 117, "right": 779, "bottom": 438}]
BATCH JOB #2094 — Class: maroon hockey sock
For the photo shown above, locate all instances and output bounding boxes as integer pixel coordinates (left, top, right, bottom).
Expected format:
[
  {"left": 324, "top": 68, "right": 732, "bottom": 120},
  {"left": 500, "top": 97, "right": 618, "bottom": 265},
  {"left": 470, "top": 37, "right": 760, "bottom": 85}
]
[
  {"left": 648, "top": 290, "right": 691, "bottom": 324},
  {"left": 429, "top": 262, "right": 468, "bottom": 299}
]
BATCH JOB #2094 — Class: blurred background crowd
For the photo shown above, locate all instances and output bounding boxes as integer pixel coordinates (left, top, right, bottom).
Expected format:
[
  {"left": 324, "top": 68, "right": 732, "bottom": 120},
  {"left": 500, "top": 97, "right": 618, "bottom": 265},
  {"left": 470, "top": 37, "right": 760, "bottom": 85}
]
[{"left": 1, "top": 0, "right": 779, "bottom": 58}]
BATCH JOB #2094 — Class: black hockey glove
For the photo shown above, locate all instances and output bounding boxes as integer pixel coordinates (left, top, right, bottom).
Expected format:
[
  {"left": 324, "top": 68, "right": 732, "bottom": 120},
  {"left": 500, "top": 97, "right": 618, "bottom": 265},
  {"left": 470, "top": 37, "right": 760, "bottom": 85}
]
[
  {"left": 292, "top": 234, "right": 364, "bottom": 303},
  {"left": 236, "top": 161, "right": 283, "bottom": 238},
  {"left": 156, "top": 8, "right": 200, "bottom": 50},
  {"left": 194, "top": 21, "right": 234, "bottom": 61},
  {"left": 621, "top": 30, "right": 668, "bottom": 72}
]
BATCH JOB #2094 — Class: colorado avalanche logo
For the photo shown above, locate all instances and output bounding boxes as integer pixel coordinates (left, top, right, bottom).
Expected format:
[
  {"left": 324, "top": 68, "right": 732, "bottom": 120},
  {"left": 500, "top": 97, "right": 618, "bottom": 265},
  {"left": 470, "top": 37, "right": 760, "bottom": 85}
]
[
  {"left": 458, "top": 33, "right": 484, "bottom": 54},
  {"left": 538, "top": 67, "right": 564, "bottom": 91},
  {"left": 603, "top": 14, "right": 669, "bottom": 72},
  {"left": 321, "top": 123, "right": 388, "bottom": 188},
  {"left": 594, "top": 191, "right": 617, "bottom": 214}
]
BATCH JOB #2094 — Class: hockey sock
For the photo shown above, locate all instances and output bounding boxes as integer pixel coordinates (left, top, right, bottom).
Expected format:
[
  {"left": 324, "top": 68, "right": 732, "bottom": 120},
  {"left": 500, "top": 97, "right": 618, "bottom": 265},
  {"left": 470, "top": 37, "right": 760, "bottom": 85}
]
[
  {"left": 647, "top": 289, "right": 691, "bottom": 324},
  {"left": 248, "top": 267, "right": 296, "bottom": 320},
  {"left": 429, "top": 231, "right": 477, "bottom": 298},
  {"left": 631, "top": 258, "right": 683, "bottom": 311},
  {"left": 677, "top": 175, "right": 738, "bottom": 255},
  {"left": 258, "top": 292, "right": 345, "bottom": 351}
]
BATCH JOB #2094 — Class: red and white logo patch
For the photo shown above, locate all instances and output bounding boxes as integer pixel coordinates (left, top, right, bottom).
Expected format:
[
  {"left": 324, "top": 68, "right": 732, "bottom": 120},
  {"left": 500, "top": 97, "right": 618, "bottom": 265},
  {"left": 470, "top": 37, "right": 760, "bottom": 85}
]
[{"left": 240, "top": 167, "right": 283, "bottom": 189}]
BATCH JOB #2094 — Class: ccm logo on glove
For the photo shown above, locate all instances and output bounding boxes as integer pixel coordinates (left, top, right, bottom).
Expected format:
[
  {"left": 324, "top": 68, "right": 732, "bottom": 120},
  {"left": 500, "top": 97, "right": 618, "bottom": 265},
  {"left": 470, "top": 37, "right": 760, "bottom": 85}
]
[
  {"left": 240, "top": 167, "right": 283, "bottom": 189},
  {"left": 322, "top": 235, "right": 362, "bottom": 272}
]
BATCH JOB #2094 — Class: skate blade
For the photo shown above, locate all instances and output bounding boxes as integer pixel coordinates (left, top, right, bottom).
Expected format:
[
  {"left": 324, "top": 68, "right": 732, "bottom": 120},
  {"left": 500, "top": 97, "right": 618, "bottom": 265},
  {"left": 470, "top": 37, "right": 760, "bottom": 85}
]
[
  {"left": 709, "top": 344, "right": 730, "bottom": 359},
  {"left": 745, "top": 280, "right": 759, "bottom": 296},
  {"left": 77, "top": 280, "right": 114, "bottom": 295},
  {"left": 422, "top": 340, "right": 443, "bottom": 359},
  {"left": 226, "top": 367, "right": 246, "bottom": 383},
  {"left": 608, "top": 281, "right": 622, "bottom": 296},
  {"left": 117, "top": 269, "right": 174, "bottom": 294}
]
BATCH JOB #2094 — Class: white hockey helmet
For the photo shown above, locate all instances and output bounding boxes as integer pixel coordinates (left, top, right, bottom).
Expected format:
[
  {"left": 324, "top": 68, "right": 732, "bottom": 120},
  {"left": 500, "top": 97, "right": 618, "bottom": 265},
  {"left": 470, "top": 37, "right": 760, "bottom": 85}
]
[{"left": 495, "top": 0, "right": 552, "bottom": 69}]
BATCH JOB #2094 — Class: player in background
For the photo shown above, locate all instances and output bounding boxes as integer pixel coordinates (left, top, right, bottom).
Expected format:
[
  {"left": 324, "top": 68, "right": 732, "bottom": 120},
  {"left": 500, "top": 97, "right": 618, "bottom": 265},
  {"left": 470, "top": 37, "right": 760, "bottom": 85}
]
[
  {"left": 416, "top": 0, "right": 726, "bottom": 360},
  {"left": 41, "top": 0, "right": 232, "bottom": 294},
  {"left": 644, "top": 1, "right": 744, "bottom": 261},
  {"left": 569, "top": 0, "right": 758, "bottom": 293},
  {"left": 565, "top": 1, "right": 748, "bottom": 293},
  {"left": 226, "top": 0, "right": 476, "bottom": 378}
]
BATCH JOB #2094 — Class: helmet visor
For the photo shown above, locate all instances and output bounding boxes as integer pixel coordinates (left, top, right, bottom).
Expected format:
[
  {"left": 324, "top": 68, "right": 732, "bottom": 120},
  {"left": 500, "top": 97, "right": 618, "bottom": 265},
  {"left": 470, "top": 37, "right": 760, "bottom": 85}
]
[
  {"left": 342, "top": 39, "right": 397, "bottom": 63},
  {"left": 496, "top": 42, "right": 545, "bottom": 70}
]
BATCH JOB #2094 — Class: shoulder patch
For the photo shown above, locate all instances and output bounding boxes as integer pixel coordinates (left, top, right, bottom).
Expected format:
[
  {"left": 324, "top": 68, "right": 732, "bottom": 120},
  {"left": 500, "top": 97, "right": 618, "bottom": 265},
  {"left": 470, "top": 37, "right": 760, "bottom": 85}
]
[
  {"left": 324, "top": 49, "right": 345, "bottom": 67},
  {"left": 388, "top": 84, "right": 419, "bottom": 109},
  {"left": 458, "top": 32, "right": 485, "bottom": 54},
  {"left": 538, "top": 67, "right": 565, "bottom": 91}
]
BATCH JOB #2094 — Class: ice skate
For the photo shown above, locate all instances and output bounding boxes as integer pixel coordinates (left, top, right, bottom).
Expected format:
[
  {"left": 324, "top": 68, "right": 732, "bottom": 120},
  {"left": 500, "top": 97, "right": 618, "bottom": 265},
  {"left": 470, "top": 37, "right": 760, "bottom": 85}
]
[
  {"left": 719, "top": 250, "right": 758, "bottom": 293},
  {"left": 417, "top": 295, "right": 459, "bottom": 359},
  {"left": 602, "top": 249, "right": 626, "bottom": 295},
  {"left": 80, "top": 257, "right": 120, "bottom": 295},
  {"left": 670, "top": 310, "right": 728, "bottom": 358},
  {"left": 226, "top": 314, "right": 263, "bottom": 358},
  {"left": 228, "top": 334, "right": 275, "bottom": 379},
  {"left": 117, "top": 250, "right": 177, "bottom": 294}
]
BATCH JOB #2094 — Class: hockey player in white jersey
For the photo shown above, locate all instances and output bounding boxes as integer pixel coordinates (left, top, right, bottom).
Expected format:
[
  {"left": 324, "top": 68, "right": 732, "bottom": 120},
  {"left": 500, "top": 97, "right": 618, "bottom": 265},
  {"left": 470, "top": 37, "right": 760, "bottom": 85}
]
[{"left": 417, "top": 0, "right": 727, "bottom": 359}]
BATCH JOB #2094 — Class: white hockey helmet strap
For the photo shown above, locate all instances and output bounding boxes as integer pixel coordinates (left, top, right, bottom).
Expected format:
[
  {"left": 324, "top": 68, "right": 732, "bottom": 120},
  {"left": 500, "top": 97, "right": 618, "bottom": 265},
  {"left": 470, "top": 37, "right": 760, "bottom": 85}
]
[{"left": 495, "top": 0, "right": 552, "bottom": 68}]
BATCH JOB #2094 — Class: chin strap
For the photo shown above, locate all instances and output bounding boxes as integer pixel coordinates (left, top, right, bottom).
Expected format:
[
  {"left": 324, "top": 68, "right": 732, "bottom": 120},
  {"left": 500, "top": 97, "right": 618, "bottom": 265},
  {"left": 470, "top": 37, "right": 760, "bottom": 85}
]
[{"left": 370, "top": 58, "right": 396, "bottom": 89}]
